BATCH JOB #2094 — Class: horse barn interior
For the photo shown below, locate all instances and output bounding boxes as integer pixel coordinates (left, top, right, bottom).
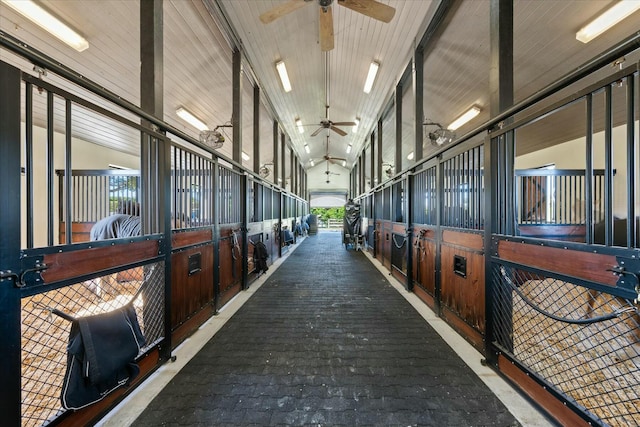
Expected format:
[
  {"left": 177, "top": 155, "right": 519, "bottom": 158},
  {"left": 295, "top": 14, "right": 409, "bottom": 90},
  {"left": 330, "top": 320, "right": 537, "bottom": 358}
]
[{"left": 1, "top": 0, "right": 640, "bottom": 425}]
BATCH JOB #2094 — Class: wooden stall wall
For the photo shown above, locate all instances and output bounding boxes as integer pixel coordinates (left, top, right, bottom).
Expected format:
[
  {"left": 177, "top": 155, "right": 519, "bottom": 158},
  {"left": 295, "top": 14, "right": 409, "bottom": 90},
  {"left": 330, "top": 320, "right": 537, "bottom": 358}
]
[
  {"left": 439, "top": 229, "right": 485, "bottom": 350},
  {"left": 412, "top": 226, "right": 437, "bottom": 309},
  {"left": 218, "top": 225, "right": 243, "bottom": 308},
  {"left": 390, "top": 222, "right": 407, "bottom": 283},
  {"left": 170, "top": 228, "right": 215, "bottom": 345}
]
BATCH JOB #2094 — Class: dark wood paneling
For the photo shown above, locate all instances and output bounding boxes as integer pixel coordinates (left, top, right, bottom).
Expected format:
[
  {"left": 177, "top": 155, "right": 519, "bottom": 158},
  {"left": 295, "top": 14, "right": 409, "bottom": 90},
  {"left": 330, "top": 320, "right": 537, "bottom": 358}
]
[
  {"left": 442, "top": 230, "right": 483, "bottom": 251},
  {"left": 375, "top": 220, "right": 383, "bottom": 262},
  {"left": 413, "top": 285, "right": 435, "bottom": 310},
  {"left": 498, "top": 240, "right": 618, "bottom": 286},
  {"left": 498, "top": 355, "right": 589, "bottom": 427},
  {"left": 59, "top": 221, "right": 94, "bottom": 244},
  {"left": 440, "top": 245, "right": 485, "bottom": 333},
  {"left": 170, "top": 244, "right": 214, "bottom": 328},
  {"left": 171, "top": 228, "right": 213, "bottom": 249},
  {"left": 518, "top": 225, "right": 586, "bottom": 242},
  {"left": 413, "top": 237, "right": 436, "bottom": 295},
  {"left": 218, "top": 282, "right": 242, "bottom": 308},
  {"left": 392, "top": 222, "right": 406, "bottom": 234},
  {"left": 57, "top": 349, "right": 160, "bottom": 427},
  {"left": 171, "top": 304, "right": 215, "bottom": 347},
  {"left": 441, "top": 307, "right": 484, "bottom": 350},
  {"left": 42, "top": 240, "right": 159, "bottom": 283}
]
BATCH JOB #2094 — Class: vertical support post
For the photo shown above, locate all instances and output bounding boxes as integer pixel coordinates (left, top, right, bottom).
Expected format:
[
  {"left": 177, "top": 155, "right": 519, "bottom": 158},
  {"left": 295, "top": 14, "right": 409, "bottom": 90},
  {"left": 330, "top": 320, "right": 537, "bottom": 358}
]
[
  {"left": 406, "top": 174, "right": 414, "bottom": 291},
  {"left": 414, "top": 51, "right": 424, "bottom": 162},
  {"left": 212, "top": 161, "right": 221, "bottom": 311},
  {"left": 485, "top": 0, "right": 514, "bottom": 363},
  {"left": 370, "top": 133, "right": 376, "bottom": 188},
  {"left": 0, "top": 61, "right": 22, "bottom": 427},
  {"left": 289, "top": 147, "right": 294, "bottom": 192},
  {"left": 604, "top": 85, "right": 613, "bottom": 245},
  {"left": 253, "top": 85, "right": 260, "bottom": 174},
  {"left": 395, "top": 86, "right": 403, "bottom": 173},
  {"left": 273, "top": 122, "right": 279, "bottom": 183},
  {"left": 281, "top": 133, "right": 286, "bottom": 188},
  {"left": 140, "top": 0, "right": 171, "bottom": 358},
  {"left": 242, "top": 174, "right": 249, "bottom": 289},
  {"left": 585, "top": 94, "right": 594, "bottom": 244},
  {"left": 232, "top": 49, "right": 242, "bottom": 165},
  {"left": 627, "top": 73, "right": 636, "bottom": 247},
  {"left": 377, "top": 119, "right": 383, "bottom": 184}
]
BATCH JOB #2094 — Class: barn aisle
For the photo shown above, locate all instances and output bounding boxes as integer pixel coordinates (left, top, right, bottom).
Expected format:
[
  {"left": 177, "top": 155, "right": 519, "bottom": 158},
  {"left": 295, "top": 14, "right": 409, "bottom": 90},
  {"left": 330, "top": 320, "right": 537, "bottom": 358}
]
[{"left": 123, "top": 231, "right": 542, "bottom": 426}]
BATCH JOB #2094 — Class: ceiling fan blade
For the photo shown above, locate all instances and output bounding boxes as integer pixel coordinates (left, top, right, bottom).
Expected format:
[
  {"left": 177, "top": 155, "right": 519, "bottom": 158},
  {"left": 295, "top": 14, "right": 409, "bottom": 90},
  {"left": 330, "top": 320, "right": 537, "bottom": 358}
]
[
  {"left": 310, "top": 126, "right": 324, "bottom": 137},
  {"left": 329, "top": 125, "right": 347, "bottom": 136},
  {"left": 331, "top": 121, "right": 356, "bottom": 126},
  {"left": 259, "top": 0, "right": 308, "bottom": 24},
  {"left": 339, "top": 0, "right": 396, "bottom": 23},
  {"left": 319, "top": 5, "right": 334, "bottom": 51}
]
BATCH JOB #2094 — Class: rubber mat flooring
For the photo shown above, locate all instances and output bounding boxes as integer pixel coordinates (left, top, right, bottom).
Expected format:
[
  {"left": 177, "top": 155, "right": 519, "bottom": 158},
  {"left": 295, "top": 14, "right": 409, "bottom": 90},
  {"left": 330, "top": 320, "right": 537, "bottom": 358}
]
[{"left": 131, "top": 231, "right": 521, "bottom": 426}]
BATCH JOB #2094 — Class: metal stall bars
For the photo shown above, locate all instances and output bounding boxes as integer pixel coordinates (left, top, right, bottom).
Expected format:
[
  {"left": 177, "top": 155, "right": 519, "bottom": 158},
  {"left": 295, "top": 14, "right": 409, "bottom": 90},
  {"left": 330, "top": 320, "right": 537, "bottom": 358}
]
[{"left": 488, "top": 62, "right": 640, "bottom": 426}]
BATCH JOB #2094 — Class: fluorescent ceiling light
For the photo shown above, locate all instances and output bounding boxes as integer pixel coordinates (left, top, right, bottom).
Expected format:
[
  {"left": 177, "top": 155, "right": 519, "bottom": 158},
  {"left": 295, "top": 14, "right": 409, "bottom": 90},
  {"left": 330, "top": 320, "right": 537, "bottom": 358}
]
[
  {"left": 296, "top": 118, "right": 304, "bottom": 134},
  {"left": 576, "top": 1, "right": 640, "bottom": 43},
  {"left": 309, "top": 159, "right": 315, "bottom": 167},
  {"left": 447, "top": 106, "right": 481, "bottom": 131},
  {"left": 363, "top": 61, "right": 379, "bottom": 94},
  {"left": 276, "top": 60, "right": 292, "bottom": 92},
  {"left": 3, "top": 0, "right": 89, "bottom": 52},
  {"left": 352, "top": 117, "right": 360, "bottom": 133},
  {"left": 407, "top": 152, "right": 414, "bottom": 160},
  {"left": 242, "top": 152, "right": 250, "bottom": 161},
  {"left": 304, "top": 144, "right": 310, "bottom": 154},
  {"left": 176, "top": 107, "right": 208, "bottom": 131},
  {"left": 346, "top": 144, "right": 352, "bottom": 154}
]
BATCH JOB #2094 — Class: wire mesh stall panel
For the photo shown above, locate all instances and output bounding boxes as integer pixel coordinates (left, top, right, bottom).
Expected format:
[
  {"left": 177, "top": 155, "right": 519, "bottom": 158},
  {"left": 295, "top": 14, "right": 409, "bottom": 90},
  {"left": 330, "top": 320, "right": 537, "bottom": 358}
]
[
  {"left": 490, "top": 254, "right": 640, "bottom": 426},
  {"left": 488, "top": 63, "right": 640, "bottom": 425},
  {"left": 13, "top": 64, "right": 171, "bottom": 426}
]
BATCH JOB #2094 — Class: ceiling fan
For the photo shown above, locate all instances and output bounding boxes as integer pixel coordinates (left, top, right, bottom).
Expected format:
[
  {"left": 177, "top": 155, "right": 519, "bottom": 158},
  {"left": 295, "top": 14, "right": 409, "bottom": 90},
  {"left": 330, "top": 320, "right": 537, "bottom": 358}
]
[
  {"left": 310, "top": 105, "right": 356, "bottom": 137},
  {"left": 318, "top": 135, "right": 347, "bottom": 165},
  {"left": 259, "top": 0, "right": 396, "bottom": 51}
]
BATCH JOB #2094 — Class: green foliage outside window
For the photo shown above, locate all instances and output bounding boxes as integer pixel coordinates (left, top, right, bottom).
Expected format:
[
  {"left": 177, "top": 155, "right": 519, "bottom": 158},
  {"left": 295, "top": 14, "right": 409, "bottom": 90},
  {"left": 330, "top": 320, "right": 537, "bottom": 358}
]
[{"left": 311, "top": 207, "right": 345, "bottom": 223}]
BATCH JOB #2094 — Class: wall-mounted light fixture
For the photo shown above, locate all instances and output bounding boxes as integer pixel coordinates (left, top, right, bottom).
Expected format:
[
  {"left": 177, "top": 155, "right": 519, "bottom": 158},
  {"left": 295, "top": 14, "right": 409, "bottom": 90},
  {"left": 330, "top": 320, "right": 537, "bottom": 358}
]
[
  {"left": 304, "top": 144, "right": 310, "bottom": 154},
  {"left": 363, "top": 61, "right": 379, "bottom": 94},
  {"left": 242, "top": 152, "right": 250, "bottom": 161},
  {"left": 309, "top": 159, "right": 315, "bottom": 167},
  {"left": 407, "top": 151, "right": 414, "bottom": 160},
  {"left": 3, "top": 0, "right": 89, "bottom": 52},
  {"left": 276, "top": 60, "right": 292, "bottom": 92},
  {"left": 352, "top": 117, "right": 360, "bottom": 133},
  {"left": 342, "top": 160, "right": 347, "bottom": 167},
  {"left": 447, "top": 106, "right": 481, "bottom": 131},
  {"left": 296, "top": 118, "right": 304, "bottom": 133},
  {"left": 176, "top": 107, "right": 208, "bottom": 131},
  {"left": 346, "top": 144, "right": 352, "bottom": 154},
  {"left": 576, "top": 1, "right": 640, "bottom": 43}
]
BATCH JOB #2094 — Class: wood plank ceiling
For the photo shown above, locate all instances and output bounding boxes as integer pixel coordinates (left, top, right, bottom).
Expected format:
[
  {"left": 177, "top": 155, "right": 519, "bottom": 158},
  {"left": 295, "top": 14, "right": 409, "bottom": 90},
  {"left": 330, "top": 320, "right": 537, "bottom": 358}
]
[{"left": 1, "top": 1, "right": 639, "bottom": 189}]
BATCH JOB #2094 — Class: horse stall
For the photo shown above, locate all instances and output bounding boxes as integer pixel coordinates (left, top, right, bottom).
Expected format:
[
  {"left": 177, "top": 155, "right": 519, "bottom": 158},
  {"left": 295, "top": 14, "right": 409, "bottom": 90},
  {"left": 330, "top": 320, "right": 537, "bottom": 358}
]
[
  {"left": 1, "top": 57, "right": 308, "bottom": 426},
  {"left": 487, "top": 62, "right": 640, "bottom": 425}
]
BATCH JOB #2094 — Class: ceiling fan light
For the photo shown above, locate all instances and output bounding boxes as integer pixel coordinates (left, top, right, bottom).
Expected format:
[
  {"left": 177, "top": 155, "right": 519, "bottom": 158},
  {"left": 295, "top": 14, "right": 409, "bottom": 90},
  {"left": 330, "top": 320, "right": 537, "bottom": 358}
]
[
  {"left": 352, "top": 117, "right": 360, "bottom": 133},
  {"left": 276, "top": 60, "right": 292, "bottom": 92},
  {"left": 346, "top": 144, "right": 352, "bottom": 154},
  {"left": 176, "top": 107, "right": 208, "bottom": 131},
  {"left": 304, "top": 144, "right": 310, "bottom": 154},
  {"left": 407, "top": 151, "right": 414, "bottom": 160},
  {"left": 3, "top": 0, "right": 89, "bottom": 52},
  {"left": 296, "top": 118, "right": 304, "bottom": 133},
  {"left": 447, "top": 106, "right": 481, "bottom": 131},
  {"left": 363, "top": 61, "right": 379, "bottom": 94},
  {"left": 576, "top": 1, "right": 640, "bottom": 43}
]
